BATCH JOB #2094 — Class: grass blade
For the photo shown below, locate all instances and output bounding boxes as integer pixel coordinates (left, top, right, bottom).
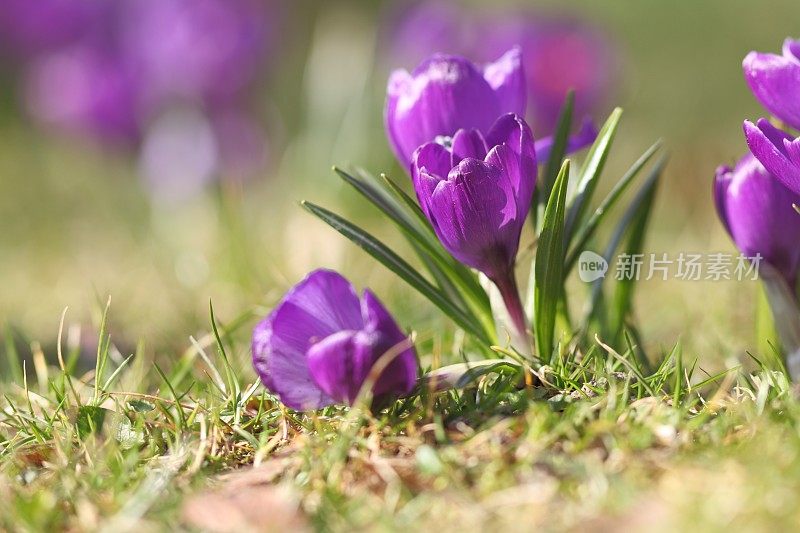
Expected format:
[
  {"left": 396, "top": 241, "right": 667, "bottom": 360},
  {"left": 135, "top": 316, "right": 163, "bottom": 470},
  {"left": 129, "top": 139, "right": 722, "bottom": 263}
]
[
  {"left": 337, "top": 168, "right": 493, "bottom": 333},
  {"left": 2, "top": 324, "right": 23, "bottom": 384},
  {"left": 565, "top": 108, "right": 623, "bottom": 246},
  {"left": 535, "top": 90, "right": 575, "bottom": 231},
  {"left": 534, "top": 160, "right": 571, "bottom": 363},
  {"left": 565, "top": 144, "right": 664, "bottom": 272},
  {"left": 301, "top": 201, "right": 490, "bottom": 342},
  {"left": 609, "top": 173, "right": 660, "bottom": 342},
  {"left": 583, "top": 164, "right": 663, "bottom": 336}
]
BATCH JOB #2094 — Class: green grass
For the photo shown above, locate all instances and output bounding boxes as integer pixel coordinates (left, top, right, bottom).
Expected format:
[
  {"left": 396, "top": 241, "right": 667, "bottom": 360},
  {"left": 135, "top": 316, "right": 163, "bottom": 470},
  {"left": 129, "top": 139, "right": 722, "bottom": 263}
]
[{"left": 1, "top": 300, "right": 798, "bottom": 532}]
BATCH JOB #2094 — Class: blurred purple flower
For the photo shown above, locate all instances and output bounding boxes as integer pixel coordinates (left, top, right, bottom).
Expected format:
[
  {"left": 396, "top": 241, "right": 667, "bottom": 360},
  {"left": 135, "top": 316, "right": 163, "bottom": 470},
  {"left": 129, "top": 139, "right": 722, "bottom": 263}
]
[
  {"left": 743, "top": 38, "right": 800, "bottom": 131},
  {"left": 715, "top": 153, "right": 800, "bottom": 289},
  {"left": 478, "top": 16, "right": 615, "bottom": 135},
  {"left": 411, "top": 113, "right": 536, "bottom": 340},
  {"left": 385, "top": 48, "right": 526, "bottom": 170},
  {"left": 3, "top": 0, "right": 278, "bottom": 199},
  {"left": 24, "top": 44, "right": 141, "bottom": 143},
  {"left": 744, "top": 119, "right": 800, "bottom": 195},
  {"left": 252, "top": 270, "right": 418, "bottom": 410},
  {"left": 0, "top": 0, "right": 104, "bottom": 59},
  {"left": 382, "top": 1, "right": 464, "bottom": 67},
  {"left": 120, "top": 0, "right": 271, "bottom": 106}
]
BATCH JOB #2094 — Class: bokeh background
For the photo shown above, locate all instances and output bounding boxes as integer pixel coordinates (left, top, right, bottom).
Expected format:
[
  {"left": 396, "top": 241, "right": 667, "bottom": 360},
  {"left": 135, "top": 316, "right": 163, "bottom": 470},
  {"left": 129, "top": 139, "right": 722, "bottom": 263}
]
[{"left": 1, "top": 0, "right": 798, "bottom": 367}]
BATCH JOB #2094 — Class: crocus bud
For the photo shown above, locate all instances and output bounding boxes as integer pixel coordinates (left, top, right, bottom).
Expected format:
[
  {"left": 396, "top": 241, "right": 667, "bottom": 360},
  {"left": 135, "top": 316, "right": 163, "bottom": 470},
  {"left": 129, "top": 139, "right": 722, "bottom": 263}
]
[
  {"left": 411, "top": 113, "right": 536, "bottom": 342},
  {"left": 714, "top": 153, "right": 800, "bottom": 290},
  {"left": 385, "top": 48, "right": 526, "bottom": 169},
  {"left": 743, "top": 38, "right": 800, "bottom": 131},
  {"left": 252, "top": 270, "right": 418, "bottom": 410},
  {"left": 743, "top": 118, "right": 800, "bottom": 196}
]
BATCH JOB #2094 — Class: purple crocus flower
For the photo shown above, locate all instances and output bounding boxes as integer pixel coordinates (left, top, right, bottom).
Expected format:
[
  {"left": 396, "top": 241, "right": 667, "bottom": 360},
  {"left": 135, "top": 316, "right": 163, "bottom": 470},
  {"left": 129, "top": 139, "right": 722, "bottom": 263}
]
[
  {"left": 743, "top": 38, "right": 800, "bottom": 131},
  {"left": 715, "top": 153, "right": 800, "bottom": 289},
  {"left": 251, "top": 270, "right": 418, "bottom": 410},
  {"left": 411, "top": 113, "right": 536, "bottom": 341},
  {"left": 385, "top": 48, "right": 526, "bottom": 170},
  {"left": 385, "top": 48, "right": 597, "bottom": 173},
  {"left": 744, "top": 118, "right": 800, "bottom": 196}
]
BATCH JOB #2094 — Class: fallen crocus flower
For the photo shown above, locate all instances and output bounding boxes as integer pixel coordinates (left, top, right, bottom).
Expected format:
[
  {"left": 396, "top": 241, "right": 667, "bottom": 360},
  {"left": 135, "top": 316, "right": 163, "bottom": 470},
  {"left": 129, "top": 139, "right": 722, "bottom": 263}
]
[
  {"left": 714, "top": 152, "right": 800, "bottom": 290},
  {"left": 411, "top": 113, "right": 535, "bottom": 343},
  {"left": 743, "top": 118, "right": 800, "bottom": 196},
  {"left": 743, "top": 38, "right": 800, "bottom": 131},
  {"left": 251, "top": 269, "right": 418, "bottom": 410}
]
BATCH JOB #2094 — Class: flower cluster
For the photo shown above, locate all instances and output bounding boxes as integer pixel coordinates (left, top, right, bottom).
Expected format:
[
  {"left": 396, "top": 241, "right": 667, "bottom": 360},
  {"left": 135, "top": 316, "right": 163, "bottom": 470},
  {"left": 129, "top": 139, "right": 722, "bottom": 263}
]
[
  {"left": 715, "top": 37, "right": 800, "bottom": 378},
  {"left": 252, "top": 43, "right": 603, "bottom": 410},
  {"left": 714, "top": 38, "right": 800, "bottom": 293},
  {"left": 0, "top": 0, "right": 276, "bottom": 199},
  {"left": 714, "top": 39, "right": 800, "bottom": 290}
]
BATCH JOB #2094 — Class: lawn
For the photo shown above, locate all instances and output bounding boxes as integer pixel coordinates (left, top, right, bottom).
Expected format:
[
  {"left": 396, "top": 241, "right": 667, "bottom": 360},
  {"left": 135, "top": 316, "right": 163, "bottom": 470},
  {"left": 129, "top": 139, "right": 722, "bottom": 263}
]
[{"left": 2, "top": 1, "right": 800, "bottom": 532}]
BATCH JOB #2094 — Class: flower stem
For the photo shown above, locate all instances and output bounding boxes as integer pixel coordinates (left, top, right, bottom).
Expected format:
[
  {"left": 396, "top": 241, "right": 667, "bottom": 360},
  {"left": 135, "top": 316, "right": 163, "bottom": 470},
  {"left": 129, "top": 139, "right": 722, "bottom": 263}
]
[{"left": 491, "top": 271, "right": 530, "bottom": 348}]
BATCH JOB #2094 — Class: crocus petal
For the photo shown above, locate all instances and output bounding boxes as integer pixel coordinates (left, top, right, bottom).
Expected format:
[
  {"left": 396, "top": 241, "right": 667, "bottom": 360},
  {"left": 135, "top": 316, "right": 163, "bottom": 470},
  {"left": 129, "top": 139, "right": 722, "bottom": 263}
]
[
  {"left": 533, "top": 117, "right": 598, "bottom": 163},
  {"left": 306, "top": 291, "right": 417, "bottom": 405},
  {"left": 412, "top": 141, "right": 453, "bottom": 180},
  {"left": 385, "top": 54, "right": 500, "bottom": 168},
  {"left": 755, "top": 117, "right": 794, "bottom": 155},
  {"left": 252, "top": 270, "right": 363, "bottom": 410},
  {"left": 744, "top": 119, "right": 800, "bottom": 195},
  {"left": 783, "top": 38, "right": 800, "bottom": 62},
  {"left": 450, "top": 128, "right": 488, "bottom": 166},
  {"left": 720, "top": 153, "right": 800, "bottom": 288},
  {"left": 485, "top": 113, "right": 538, "bottom": 167},
  {"left": 426, "top": 159, "right": 518, "bottom": 276},
  {"left": 743, "top": 50, "right": 800, "bottom": 130},
  {"left": 485, "top": 144, "right": 530, "bottom": 225},
  {"left": 412, "top": 142, "right": 452, "bottom": 219},
  {"left": 785, "top": 137, "right": 800, "bottom": 166},
  {"left": 713, "top": 165, "right": 734, "bottom": 235},
  {"left": 360, "top": 290, "right": 417, "bottom": 397},
  {"left": 306, "top": 330, "right": 374, "bottom": 405},
  {"left": 484, "top": 113, "right": 538, "bottom": 226},
  {"left": 482, "top": 47, "right": 526, "bottom": 118},
  {"left": 385, "top": 69, "right": 414, "bottom": 168}
]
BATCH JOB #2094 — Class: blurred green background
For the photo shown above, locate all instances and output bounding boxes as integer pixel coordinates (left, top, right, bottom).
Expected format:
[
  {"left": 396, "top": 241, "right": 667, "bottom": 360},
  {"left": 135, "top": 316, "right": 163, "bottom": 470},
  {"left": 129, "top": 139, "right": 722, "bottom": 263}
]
[{"left": 1, "top": 0, "right": 798, "bottom": 366}]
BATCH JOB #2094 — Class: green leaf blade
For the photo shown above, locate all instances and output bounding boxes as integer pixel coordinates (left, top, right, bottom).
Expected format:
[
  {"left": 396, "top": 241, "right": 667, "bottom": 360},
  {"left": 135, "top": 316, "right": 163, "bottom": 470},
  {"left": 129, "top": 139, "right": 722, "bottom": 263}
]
[
  {"left": 301, "top": 201, "right": 490, "bottom": 342},
  {"left": 565, "top": 144, "right": 664, "bottom": 273},
  {"left": 565, "top": 108, "right": 623, "bottom": 247},
  {"left": 534, "top": 159, "right": 571, "bottom": 363}
]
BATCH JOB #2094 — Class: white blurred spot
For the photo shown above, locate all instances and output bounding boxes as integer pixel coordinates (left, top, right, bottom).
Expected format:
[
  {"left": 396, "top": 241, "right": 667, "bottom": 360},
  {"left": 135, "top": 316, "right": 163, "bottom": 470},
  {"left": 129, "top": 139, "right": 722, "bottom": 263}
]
[{"left": 139, "top": 107, "right": 218, "bottom": 204}]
